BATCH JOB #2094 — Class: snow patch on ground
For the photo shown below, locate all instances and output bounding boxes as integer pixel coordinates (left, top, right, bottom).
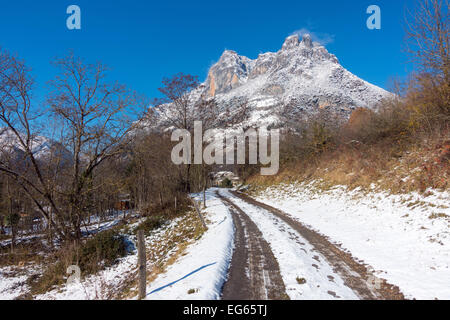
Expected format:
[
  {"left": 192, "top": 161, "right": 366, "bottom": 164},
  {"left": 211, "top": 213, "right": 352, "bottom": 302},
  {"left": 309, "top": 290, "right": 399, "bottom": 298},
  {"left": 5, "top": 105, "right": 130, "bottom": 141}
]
[
  {"left": 35, "top": 252, "right": 138, "bottom": 300},
  {"left": 0, "top": 267, "right": 30, "bottom": 300}
]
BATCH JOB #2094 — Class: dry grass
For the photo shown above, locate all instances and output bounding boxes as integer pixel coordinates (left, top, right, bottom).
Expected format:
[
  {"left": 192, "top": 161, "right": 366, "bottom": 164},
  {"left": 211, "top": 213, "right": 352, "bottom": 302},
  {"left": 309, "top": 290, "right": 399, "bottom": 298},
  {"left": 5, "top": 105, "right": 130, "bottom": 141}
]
[
  {"left": 429, "top": 213, "right": 449, "bottom": 220},
  {"left": 247, "top": 74, "right": 449, "bottom": 195},
  {"left": 249, "top": 131, "right": 449, "bottom": 194},
  {"left": 27, "top": 230, "right": 128, "bottom": 295},
  {"left": 0, "top": 239, "right": 47, "bottom": 267},
  {"left": 119, "top": 208, "right": 206, "bottom": 299}
]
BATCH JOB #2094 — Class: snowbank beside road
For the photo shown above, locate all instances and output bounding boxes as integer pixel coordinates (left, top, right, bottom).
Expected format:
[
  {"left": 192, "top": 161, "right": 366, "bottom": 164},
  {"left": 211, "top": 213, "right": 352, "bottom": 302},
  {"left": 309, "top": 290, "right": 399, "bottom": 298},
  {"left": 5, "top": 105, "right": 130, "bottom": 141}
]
[
  {"left": 145, "top": 188, "right": 234, "bottom": 300},
  {"left": 253, "top": 182, "right": 450, "bottom": 300}
]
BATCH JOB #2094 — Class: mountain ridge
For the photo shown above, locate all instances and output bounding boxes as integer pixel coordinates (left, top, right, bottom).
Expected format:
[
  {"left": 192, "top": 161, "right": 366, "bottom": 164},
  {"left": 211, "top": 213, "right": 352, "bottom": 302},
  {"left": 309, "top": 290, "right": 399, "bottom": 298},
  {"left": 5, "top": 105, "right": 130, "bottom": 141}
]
[{"left": 154, "top": 34, "right": 392, "bottom": 130}]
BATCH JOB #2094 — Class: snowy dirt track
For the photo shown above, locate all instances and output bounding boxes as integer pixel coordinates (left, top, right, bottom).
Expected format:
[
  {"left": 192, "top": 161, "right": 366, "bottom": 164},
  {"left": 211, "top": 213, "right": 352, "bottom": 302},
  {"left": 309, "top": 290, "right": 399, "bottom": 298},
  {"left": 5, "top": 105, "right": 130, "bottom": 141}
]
[
  {"left": 222, "top": 190, "right": 404, "bottom": 300},
  {"left": 149, "top": 188, "right": 405, "bottom": 300},
  {"left": 218, "top": 189, "right": 400, "bottom": 300},
  {"left": 218, "top": 193, "right": 287, "bottom": 300}
]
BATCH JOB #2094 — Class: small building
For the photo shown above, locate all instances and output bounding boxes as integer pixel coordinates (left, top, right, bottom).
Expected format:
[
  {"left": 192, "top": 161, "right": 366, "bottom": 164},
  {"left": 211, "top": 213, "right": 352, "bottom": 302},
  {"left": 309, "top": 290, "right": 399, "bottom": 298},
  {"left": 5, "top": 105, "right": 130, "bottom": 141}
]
[
  {"left": 212, "top": 171, "right": 241, "bottom": 187},
  {"left": 115, "top": 194, "right": 131, "bottom": 211}
]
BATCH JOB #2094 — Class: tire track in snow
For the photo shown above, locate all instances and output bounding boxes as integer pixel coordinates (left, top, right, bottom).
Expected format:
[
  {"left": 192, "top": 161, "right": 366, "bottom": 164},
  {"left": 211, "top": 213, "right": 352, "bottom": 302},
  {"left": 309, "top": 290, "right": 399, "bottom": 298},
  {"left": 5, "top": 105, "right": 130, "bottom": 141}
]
[
  {"left": 218, "top": 192, "right": 288, "bottom": 300},
  {"left": 230, "top": 190, "right": 406, "bottom": 300}
]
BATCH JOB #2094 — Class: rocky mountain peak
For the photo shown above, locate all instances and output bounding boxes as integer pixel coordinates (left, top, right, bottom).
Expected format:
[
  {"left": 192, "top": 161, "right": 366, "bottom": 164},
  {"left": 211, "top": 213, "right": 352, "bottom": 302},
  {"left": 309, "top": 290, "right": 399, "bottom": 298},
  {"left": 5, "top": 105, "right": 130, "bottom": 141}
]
[
  {"left": 207, "top": 50, "right": 253, "bottom": 96},
  {"left": 218, "top": 50, "right": 239, "bottom": 62},
  {"left": 300, "top": 34, "right": 313, "bottom": 48},
  {"left": 155, "top": 34, "right": 391, "bottom": 131},
  {"left": 281, "top": 34, "right": 300, "bottom": 50},
  {"left": 282, "top": 34, "right": 314, "bottom": 51}
]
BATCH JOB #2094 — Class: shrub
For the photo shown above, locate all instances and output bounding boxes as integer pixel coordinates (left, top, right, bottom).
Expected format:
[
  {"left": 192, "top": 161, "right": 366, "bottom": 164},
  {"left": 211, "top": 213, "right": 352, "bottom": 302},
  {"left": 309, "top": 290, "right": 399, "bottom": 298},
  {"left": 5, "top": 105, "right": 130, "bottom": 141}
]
[
  {"left": 404, "top": 75, "right": 449, "bottom": 135},
  {"left": 220, "top": 178, "right": 233, "bottom": 188},
  {"left": 296, "top": 277, "right": 307, "bottom": 285},
  {"left": 4, "top": 213, "right": 21, "bottom": 227},
  {"left": 141, "top": 194, "right": 191, "bottom": 220},
  {"left": 134, "top": 216, "right": 165, "bottom": 235},
  {"left": 29, "top": 230, "right": 128, "bottom": 295},
  {"left": 78, "top": 230, "right": 128, "bottom": 273}
]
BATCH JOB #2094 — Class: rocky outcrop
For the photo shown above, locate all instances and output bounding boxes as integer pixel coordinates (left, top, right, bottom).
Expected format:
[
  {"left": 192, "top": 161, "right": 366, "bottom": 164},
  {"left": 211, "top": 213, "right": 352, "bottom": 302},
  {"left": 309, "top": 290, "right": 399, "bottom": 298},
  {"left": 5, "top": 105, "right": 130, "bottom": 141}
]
[{"left": 206, "top": 50, "right": 254, "bottom": 96}]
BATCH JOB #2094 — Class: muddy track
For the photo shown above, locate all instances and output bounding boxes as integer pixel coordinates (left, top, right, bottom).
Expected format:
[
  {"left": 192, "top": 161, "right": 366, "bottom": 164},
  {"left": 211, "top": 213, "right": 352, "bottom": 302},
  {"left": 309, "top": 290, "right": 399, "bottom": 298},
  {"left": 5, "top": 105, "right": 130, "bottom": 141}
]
[
  {"left": 217, "top": 193, "right": 288, "bottom": 300},
  {"left": 231, "top": 191, "right": 406, "bottom": 300}
]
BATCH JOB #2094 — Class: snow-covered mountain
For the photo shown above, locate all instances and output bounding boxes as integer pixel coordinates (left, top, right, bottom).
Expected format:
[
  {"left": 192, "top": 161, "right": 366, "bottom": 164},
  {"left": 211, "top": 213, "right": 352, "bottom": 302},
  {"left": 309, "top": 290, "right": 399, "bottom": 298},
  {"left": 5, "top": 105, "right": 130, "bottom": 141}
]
[
  {"left": 0, "top": 128, "right": 70, "bottom": 161},
  {"left": 155, "top": 34, "right": 391, "bottom": 130}
]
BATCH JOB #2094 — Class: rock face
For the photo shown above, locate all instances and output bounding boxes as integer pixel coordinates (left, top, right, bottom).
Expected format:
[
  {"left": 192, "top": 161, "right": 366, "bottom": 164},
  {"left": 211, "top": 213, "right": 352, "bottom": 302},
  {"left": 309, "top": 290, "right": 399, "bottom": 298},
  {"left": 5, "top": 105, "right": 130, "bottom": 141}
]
[
  {"left": 206, "top": 50, "right": 254, "bottom": 96},
  {"left": 156, "top": 34, "right": 391, "bottom": 130}
]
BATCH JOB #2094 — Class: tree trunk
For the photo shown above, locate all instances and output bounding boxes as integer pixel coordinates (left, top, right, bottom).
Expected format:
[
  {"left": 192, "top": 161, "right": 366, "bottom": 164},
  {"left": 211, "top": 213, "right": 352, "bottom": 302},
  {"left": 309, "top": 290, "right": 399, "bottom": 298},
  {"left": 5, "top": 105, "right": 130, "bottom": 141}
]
[
  {"left": 0, "top": 218, "right": 4, "bottom": 235},
  {"left": 137, "top": 230, "right": 147, "bottom": 300},
  {"left": 203, "top": 186, "right": 206, "bottom": 209},
  {"left": 10, "top": 225, "right": 15, "bottom": 254},
  {"left": 190, "top": 198, "right": 207, "bottom": 230},
  {"left": 48, "top": 210, "right": 53, "bottom": 249},
  {"left": 7, "top": 179, "right": 14, "bottom": 253},
  {"left": 186, "top": 164, "right": 191, "bottom": 193}
]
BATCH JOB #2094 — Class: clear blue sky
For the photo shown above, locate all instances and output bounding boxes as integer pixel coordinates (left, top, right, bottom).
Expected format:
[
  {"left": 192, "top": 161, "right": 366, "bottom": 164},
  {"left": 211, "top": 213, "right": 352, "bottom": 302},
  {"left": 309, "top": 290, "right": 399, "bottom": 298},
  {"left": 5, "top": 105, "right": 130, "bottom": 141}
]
[{"left": 1, "top": 0, "right": 415, "bottom": 103}]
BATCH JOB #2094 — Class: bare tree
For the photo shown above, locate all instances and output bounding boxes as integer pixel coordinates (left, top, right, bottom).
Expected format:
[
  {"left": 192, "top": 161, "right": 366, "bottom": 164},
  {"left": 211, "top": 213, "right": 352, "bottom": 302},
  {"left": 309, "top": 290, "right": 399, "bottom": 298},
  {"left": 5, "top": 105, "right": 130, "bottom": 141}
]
[
  {"left": 405, "top": 0, "right": 449, "bottom": 132},
  {"left": 153, "top": 73, "right": 200, "bottom": 131},
  {"left": 153, "top": 73, "right": 219, "bottom": 192},
  {"left": 127, "top": 130, "right": 191, "bottom": 214},
  {"left": 405, "top": 0, "right": 449, "bottom": 79},
  {"left": 46, "top": 53, "right": 143, "bottom": 239},
  {"left": 0, "top": 48, "right": 65, "bottom": 238},
  {"left": 0, "top": 49, "right": 143, "bottom": 240},
  {"left": 0, "top": 179, "right": 5, "bottom": 235}
]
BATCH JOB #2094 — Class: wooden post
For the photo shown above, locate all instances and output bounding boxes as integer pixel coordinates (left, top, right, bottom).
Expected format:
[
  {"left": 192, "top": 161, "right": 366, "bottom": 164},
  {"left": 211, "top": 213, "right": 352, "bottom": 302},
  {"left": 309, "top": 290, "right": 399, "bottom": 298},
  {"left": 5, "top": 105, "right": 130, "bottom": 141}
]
[
  {"left": 48, "top": 209, "right": 53, "bottom": 249},
  {"left": 10, "top": 224, "right": 15, "bottom": 254},
  {"left": 203, "top": 185, "right": 206, "bottom": 209},
  {"left": 137, "top": 230, "right": 146, "bottom": 300},
  {"left": 7, "top": 179, "right": 14, "bottom": 254},
  {"left": 191, "top": 198, "right": 207, "bottom": 230}
]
